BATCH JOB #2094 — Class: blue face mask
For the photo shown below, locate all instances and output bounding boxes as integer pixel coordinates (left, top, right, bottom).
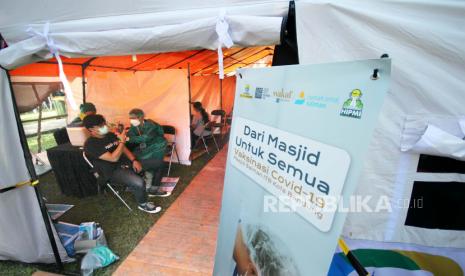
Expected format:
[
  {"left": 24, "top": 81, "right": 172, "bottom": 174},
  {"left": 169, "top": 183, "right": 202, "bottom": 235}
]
[{"left": 98, "top": 125, "right": 109, "bottom": 135}]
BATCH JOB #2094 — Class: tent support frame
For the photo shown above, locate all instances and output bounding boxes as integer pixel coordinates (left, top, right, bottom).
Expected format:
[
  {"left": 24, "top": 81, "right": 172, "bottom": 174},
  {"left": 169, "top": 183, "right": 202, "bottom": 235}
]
[
  {"left": 5, "top": 69, "right": 64, "bottom": 272},
  {"left": 220, "top": 78, "right": 223, "bottom": 110},
  {"left": 188, "top": 63, "right": 192, "bottom": 125},
  {"left": 81, "top": 57, "right": 97, "bottom": 103}
]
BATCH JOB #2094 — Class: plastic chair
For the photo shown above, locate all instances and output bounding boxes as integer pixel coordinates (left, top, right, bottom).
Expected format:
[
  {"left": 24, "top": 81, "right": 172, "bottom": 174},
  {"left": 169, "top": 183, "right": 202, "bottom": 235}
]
[
  {"left": 194, "top": 121, "right": 219, "bottom": 155},
  {"left": 162, "top": 125, "right": 180, "bottom": 176},
  {"left": 82, "top": 152, "right": 132, "bottom": 211},
  {"left": 211, "top": 109, "right": 227, "bottom": 138}
]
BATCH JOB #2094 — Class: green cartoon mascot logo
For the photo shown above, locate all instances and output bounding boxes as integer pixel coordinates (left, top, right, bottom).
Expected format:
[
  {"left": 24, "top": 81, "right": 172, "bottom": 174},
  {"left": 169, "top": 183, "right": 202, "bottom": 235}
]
[{"left": 340, "top": 89, "right": 363, "bottom": 119}]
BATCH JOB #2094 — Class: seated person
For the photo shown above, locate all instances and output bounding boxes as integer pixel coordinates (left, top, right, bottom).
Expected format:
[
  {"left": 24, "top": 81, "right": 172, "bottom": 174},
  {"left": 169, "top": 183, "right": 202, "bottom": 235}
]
[
  {"left": 127, "top": 108, "right": 169, "bottom": 194},
  {"left": 69, "top": 102, "right": 97, "bottom": 127},
  {"left": 190, "top": 101, "right": 210, "bottom": 147},
  {"left": 83, "top": 114, "right": 166, "bottom": 213}
]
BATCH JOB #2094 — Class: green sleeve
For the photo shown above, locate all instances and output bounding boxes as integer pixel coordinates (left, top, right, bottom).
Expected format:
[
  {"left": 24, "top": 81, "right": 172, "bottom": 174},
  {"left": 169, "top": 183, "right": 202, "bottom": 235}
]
[
  {"left": 131, "top": 123, "right": 162, "bottom": 144},
  {"left": 127, "top": 126, "right": 149, "bottom": 144}
]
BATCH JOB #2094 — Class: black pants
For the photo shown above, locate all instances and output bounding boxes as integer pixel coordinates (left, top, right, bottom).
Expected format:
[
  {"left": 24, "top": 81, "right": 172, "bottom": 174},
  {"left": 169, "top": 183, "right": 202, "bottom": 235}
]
[
  {"left": 110, "top": 168, "right": 147, "bottom": 204},
  {"left": 140, "top": 158, "right": 164, "bottom": 187},
  {"left": 191, "top": 130, "right": 200, "bottom": 149}
]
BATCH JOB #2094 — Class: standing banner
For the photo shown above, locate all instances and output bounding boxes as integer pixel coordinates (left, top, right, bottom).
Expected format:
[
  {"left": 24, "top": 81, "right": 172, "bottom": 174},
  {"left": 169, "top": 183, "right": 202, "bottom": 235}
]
[{"left": 213, "top": 59, "right": 391, "bottom": 275}]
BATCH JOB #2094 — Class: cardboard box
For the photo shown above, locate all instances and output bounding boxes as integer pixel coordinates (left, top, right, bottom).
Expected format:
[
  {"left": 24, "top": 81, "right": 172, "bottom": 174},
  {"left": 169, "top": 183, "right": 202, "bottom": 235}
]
[{"left": 74, "top": 228, "right": 107, "bottom": 254}]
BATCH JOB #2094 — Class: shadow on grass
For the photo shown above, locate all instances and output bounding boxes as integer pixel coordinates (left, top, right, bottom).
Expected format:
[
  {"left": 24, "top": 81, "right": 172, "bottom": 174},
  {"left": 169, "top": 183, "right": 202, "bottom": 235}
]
[{"left": 0, "top": 148, "right": 219, "bottom": 276}]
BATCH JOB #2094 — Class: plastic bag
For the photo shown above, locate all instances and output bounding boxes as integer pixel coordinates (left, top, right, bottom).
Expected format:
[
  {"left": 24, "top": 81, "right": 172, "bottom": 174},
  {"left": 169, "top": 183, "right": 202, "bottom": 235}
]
[{"left": 81, "top": 246, "right": 119, "bottom": 276}]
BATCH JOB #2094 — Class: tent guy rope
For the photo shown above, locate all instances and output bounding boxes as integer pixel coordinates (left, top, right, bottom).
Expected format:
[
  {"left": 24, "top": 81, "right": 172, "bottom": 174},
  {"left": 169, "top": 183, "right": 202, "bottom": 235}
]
[
  {"left": 215, "top": 10, "right": 233, "bottom": 79},
  {"left": 26, "top": 22, "right": 78, "bottom": 110}
]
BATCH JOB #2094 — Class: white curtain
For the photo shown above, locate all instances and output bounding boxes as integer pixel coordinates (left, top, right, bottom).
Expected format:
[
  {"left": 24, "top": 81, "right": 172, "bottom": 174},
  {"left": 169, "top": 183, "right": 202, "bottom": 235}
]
[{"left": 86, "top": 70, "right": 191, "bottom": 164}]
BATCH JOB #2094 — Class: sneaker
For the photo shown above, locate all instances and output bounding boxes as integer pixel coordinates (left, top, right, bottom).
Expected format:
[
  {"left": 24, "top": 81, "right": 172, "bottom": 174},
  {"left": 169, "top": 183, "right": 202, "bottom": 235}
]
[
  {"left": 138, "top": 202, "right": 162, "bottom": 214},
  {"left": 147, "top": 186, "right": 171, "bottom": 197}
]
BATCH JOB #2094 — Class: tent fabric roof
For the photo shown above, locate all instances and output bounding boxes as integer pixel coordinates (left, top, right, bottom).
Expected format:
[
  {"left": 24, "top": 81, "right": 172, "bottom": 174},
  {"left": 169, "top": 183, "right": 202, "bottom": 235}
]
[
  {"left": 10, "top": 46, "right": 274, "bottom": 77},
  {"left": 0, "top": 1, "right": 288, "bottom": 44},
  {"left": 0, "top": 15, "right": 282, "bottom": 70}
]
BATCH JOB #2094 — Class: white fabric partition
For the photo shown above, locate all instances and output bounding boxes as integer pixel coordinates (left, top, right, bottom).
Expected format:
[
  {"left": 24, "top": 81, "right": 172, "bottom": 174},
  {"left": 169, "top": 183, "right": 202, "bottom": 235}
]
[
  {"left": 222, "top": 76, "right": 236, "bottom": 115},
  {"left": 0, "top": 70, "right": 30, "bottom": 189},
  {"left": 191, "top": 75, "right": 221, "bottom": 114},
  {"left": 86, "top": 70, "right": 191, "bottom": 164},
  {"left": 296, "top": 0, "right": 465, "bottom": 248},
  {"left": 0, "top": 69, "right": 69, "bottom": 263},
  {"left": 191, "top": 75, "right": 236, "bottom": 115}
]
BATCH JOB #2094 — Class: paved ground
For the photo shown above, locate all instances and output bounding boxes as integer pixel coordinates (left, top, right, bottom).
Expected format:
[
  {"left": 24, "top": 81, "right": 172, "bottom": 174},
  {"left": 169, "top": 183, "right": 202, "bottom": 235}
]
[
  {"left": 114, "top": 146, "right": 228, "bottom": 275},
  {"left": 24, "top": 118, "right": 67, "bottom": 136}
]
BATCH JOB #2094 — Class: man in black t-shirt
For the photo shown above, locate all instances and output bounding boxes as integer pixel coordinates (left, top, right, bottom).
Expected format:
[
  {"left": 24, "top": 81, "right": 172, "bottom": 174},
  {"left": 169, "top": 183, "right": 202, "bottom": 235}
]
[{"left": 83, "top": 114, "right": 166, "bottom": 213}]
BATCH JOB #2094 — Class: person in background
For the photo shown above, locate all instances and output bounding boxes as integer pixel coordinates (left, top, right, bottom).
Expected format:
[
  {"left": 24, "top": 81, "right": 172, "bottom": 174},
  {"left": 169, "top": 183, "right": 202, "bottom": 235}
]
[
  {"left": 127, "top": 108, "right": 169, "bottom": 195},
  {"left": 83, "top": 114, "right": 165, "bottom": 213},
  {"left": 69, "top": 102, "right": 97, "bottom": 127},
  {"left": 190, "top": 101, "right": 210, "bottom": 147}
]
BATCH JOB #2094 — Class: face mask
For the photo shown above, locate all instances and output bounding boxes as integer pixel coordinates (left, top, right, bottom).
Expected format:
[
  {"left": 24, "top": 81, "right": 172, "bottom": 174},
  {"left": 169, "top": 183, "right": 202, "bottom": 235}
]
[
  {"left": 98, "top": 125, "right": 109, "bottom": 135},
  {"left": 130, "top": 119, "right": 141, "bottom": 127}
]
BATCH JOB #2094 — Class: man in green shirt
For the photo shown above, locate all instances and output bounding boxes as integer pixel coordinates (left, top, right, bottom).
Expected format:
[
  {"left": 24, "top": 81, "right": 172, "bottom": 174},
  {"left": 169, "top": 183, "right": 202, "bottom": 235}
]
[
  {"left": 127, "top": 108, "right": 168, "bottom": 194},
  {"left": 69, "top": 102, "right": 97, "bottom": 127}
]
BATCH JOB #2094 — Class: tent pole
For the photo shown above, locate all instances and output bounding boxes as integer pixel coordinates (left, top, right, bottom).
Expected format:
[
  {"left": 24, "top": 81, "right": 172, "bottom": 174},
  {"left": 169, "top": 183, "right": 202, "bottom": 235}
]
[
  {"left": 220, "top": 78, "right": 223, "bottom": 110},
  {"left": 81, "top": 57, "right": 97, "bottom": 104},
  {"left": 32, "top": 84, "right": 43, "bottom": 153},
  {"left": 5, "top": 69, "right": 64, "bottom": 271},
  {"left": 81, "top": 64, "right": 86, "bottom": 103},
  {"left": 37, "top": 104, "right": 43, "bottom": 153},
  {"left": 188, "top": 63, "right": 192, "bottom": 124}
]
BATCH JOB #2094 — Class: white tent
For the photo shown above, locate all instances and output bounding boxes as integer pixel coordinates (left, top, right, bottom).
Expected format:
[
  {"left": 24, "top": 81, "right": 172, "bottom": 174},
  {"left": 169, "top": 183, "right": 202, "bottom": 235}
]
[
  {"left": 1, "top": 0, "right": 465, "bottom": 273},
  {"left": 296, "top": 0, "right": 465, "bottom": 272},
  {"left": 0, "top": 0, "right": 287, "bottom": 265}
]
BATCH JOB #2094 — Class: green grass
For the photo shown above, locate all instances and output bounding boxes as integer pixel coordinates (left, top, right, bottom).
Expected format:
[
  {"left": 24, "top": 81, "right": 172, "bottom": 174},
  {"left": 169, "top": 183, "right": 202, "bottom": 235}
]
[
  {"left": 0, "top": 150, "right": 218, "bottom": 275},
  {"left": 27, "top": 133, "right": 58, "bottom": 154}
]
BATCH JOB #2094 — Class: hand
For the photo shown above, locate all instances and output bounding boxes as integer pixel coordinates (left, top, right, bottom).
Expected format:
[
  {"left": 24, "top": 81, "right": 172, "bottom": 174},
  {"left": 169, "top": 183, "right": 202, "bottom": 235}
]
[
  {"left": 132, "top": 160, "right": 142, "bottom": 173},
  {"left": 246, "top": 262, "right": 258, "bottom": 276},
  {"left": 117, "top": 130, "right": 127, "bottom": 143}
]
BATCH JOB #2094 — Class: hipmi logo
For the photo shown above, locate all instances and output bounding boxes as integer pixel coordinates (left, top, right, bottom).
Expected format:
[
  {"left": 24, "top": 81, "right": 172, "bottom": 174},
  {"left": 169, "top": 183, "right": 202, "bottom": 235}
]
[{"left": 340, "top": 89, "right": 363, "bottom": 119}]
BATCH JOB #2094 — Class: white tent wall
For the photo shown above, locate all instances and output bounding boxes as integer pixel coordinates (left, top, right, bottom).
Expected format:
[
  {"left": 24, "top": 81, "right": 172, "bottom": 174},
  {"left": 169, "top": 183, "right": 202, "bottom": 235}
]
[
  {"left": 0, "top": 69, "right": 69, "bottom": 263},
  {"left": 296, "top": 0, "right": 465, "bottom": 249},
  {"left": 191, "top": 75, "right": 236, "bottom": 116},
  {"left": 0, "top": 187, "right": 70, "bottom": 264},
  {"left": 86, "top": 70, "right": 191, "bottom": 164},
  {"left": 192, "top": 75, "right": 222, "bottom": 114},
  {"left": 0, "top": 71, "right": 30, "bottom": 189}
]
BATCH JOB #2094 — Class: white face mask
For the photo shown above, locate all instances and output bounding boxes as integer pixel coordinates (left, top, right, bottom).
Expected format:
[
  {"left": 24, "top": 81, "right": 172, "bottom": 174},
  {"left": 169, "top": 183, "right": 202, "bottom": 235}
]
[
  {"left": 130, "top": 119, "right": 141, "bottom": 127},
  {"left": 98, "top": 125, "right": 109, "bottom": 135}
]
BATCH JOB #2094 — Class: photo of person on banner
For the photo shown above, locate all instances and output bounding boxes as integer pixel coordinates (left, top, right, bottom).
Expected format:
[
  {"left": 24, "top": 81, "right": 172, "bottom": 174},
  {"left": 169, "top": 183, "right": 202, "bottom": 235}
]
[{"left": 232, "top": 221, "right": 299, "bottom": 276}]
